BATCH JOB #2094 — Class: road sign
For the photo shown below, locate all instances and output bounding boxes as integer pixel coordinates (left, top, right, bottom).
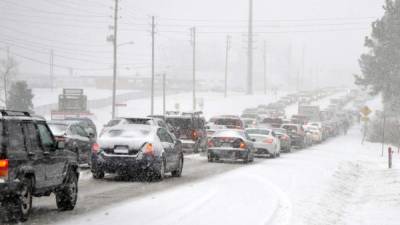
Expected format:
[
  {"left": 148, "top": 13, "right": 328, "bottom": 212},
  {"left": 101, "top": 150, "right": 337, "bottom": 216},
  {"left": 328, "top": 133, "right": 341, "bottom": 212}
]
[
  {"left": 360, "top": 106, "right": 372, "bottom": 117},
  {"left": 361, "top": 116, "right": 370, "bottom": 122}
]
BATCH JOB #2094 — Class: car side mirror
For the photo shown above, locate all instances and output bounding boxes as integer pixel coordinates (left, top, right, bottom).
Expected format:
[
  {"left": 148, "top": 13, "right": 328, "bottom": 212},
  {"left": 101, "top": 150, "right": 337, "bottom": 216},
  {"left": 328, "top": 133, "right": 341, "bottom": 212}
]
[
  {"left": 251, "top": 138, "right": 256, "bottom": 142},
  {"left": 56, "top": 141, "right": 65, "bottom": 150}
]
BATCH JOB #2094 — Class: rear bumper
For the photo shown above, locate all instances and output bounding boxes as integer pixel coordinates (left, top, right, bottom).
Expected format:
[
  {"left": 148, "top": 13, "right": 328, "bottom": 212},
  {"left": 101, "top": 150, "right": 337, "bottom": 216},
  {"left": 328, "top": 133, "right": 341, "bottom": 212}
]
[
  {"left": 91, "top": 152, "right": 162, "bottom": 174},
  {"left": 208, "top": 148, "right": 249, "bottom": 160},
  {"left": 0, "top": 180, "right": 21, "bottom": 200}
]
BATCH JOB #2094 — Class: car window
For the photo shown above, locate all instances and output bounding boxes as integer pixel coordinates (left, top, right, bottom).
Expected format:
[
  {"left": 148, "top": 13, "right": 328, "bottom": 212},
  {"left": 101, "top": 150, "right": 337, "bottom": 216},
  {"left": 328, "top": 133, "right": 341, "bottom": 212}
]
[
  {"left": 75, "top": 125, "right": 88, "bottom": 137},
  {"left": 158, "top": 128, "right": 173, "bottom": 143},
  {"left": 37, "top": 123, "right": 55, "bottom": 149},
  {"left": 106, "top": 119, "right": 121, "bottom": 127},
  {"left": 7, "top": 120, "right": 25, "bottom": 151},
  {"left": 23, "top": 122, "right": 41, "bottom": 152}
]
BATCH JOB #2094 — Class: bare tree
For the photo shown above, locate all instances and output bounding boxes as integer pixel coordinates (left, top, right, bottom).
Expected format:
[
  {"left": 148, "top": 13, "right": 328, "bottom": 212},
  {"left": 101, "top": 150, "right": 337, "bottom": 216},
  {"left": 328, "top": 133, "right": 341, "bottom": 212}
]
[{"left": 0, "top": 56, "right": 18, "bottom": 108}]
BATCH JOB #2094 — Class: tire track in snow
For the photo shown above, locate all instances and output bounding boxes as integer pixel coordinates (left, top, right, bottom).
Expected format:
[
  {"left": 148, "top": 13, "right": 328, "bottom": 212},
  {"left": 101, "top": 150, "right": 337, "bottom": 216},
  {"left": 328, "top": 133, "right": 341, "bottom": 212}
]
[{"left": 245, "top": 173, "right": 293, "bottom": 225}]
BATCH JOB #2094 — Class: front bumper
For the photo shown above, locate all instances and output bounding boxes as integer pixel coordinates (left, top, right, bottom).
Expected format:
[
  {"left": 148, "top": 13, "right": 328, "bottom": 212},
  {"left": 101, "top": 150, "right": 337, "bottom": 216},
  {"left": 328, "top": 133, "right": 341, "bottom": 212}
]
[
  {"left": 91, "top": 151, "right": 162, "bottom": 174},
  {"left": 208, "top": 148, "right": 249, "bottom": 160}
]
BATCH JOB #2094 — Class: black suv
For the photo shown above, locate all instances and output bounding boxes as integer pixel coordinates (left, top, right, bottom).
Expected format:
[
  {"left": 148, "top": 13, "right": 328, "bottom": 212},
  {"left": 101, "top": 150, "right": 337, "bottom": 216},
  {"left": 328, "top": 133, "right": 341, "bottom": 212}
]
[
  {"left": 165, "top": 111, "right": 207, "bottom": 153},
  {"left": 0, "top": 111, "right": 79, "bottom": 222}
]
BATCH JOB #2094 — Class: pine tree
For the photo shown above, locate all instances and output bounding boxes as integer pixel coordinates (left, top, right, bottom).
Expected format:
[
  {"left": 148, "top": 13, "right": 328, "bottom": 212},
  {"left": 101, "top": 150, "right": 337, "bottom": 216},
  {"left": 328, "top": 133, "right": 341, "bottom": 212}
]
[
  {"left": 7, "top": 81, "right": 34, "bottom": 113},
  {"left": 357, "top": 0, "right": 400, "bottom": 113}
]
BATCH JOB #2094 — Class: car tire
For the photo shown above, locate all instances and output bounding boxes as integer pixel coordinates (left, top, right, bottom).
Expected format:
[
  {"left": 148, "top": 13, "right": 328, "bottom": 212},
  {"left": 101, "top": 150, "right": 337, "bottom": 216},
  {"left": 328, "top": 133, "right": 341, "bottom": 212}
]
[
  {"left": 171, "top": 155, "right": 183, "bottom": 177},
  {"left": 154, "top": 158, "right": 166, "bottom": 181},
  {"left": 56, "top": 172, "right": 78, "bottom": 211},
  {"left": 92, "top": 169, "right": 105, "bottom": 179},
  {"left": 10, "top": 177, "right": 33, "bottom": 222}
]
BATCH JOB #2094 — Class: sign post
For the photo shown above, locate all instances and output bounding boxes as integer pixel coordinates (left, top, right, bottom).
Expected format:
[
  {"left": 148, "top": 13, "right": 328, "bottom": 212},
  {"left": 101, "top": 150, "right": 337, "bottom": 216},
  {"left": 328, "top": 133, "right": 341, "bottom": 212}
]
[{"left": 360, "top": 106, "right": 372, "bottom": 144}]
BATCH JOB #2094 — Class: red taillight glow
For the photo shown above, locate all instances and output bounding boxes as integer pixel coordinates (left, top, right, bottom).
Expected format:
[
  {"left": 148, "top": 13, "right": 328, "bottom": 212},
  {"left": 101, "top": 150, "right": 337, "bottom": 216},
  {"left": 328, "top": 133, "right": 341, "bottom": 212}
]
[
  {"left": 239, "top": 142, "right": 246, "bottom": 149},
  {"left": 144, "top": 143, "right": 154, "bottom": 156},
  {"left": 281, "top": 135, "right": 288, "bottom": 140},
  {"left": 208, "top": 140, "right": 214, "bottom": 148},
  {"left": 264, "top": 138, "right": 274, "bottom": 144},
  {"left": 92, "top": 143, "right": 100, "bottom": 153},
  {"left": 0, "top": 159, "right": 9, "bottom": 177},
  {"left": 192, "top": 130, "right": 198, "bottom": 140}
]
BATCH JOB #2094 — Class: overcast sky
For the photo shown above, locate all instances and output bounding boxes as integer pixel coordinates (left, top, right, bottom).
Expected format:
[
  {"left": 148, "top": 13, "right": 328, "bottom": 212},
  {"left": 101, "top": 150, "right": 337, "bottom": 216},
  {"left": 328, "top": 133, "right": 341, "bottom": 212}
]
[{"left": 0, "top": 0, "right": 384, "bottom": 89}]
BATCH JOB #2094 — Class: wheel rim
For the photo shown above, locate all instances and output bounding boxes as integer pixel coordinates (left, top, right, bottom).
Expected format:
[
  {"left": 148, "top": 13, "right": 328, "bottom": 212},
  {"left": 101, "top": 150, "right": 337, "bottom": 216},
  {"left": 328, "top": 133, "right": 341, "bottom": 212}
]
[
  {"left": 20, "top": 184, "right": 31, "bottom": 215},
  {"left": 68, "top": 177, "right": 78, "bottom": 202},
  {"left": 178, "top": 157, "right": 183, "bottom": 173},
  {"left": 160, "top": 160, "right": 165, "bottom": 178}
]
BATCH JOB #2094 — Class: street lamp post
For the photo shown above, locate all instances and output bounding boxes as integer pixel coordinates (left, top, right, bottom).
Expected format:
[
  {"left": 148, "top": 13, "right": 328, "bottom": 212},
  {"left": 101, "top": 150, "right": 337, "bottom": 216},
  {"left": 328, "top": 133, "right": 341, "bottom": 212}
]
[{"left": 111, "top": 41, "right": 134, "bottom": 119}]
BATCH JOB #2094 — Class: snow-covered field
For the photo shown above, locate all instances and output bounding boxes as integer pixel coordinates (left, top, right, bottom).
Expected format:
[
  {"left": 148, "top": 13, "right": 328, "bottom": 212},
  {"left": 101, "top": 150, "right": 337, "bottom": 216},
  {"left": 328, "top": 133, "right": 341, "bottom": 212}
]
[{"left": 57, "top": 126, "right": 400, "bottom": 225}]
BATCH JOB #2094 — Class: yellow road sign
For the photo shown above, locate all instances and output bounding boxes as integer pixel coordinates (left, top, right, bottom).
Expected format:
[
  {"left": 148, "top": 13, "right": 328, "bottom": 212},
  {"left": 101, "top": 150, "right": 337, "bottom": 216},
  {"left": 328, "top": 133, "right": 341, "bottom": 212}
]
[{"left": 360, "top": 106, "right": 372, "bottom": 117}]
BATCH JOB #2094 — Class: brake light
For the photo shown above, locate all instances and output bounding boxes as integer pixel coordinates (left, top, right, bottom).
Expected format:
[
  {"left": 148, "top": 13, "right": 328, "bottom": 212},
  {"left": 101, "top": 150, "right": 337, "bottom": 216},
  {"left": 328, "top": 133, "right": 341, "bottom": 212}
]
[
  {"left": 192, "top": 130, "right": 198, "bottom": 140},
  {"left": 281, "top": 135, "right": 288, "bottom": 140},
  {"left": 0, "top": 159, "right": 9, "bottom": 177},
  {"left": 239, "top": 142, "right": 246, "bottom": 149},
  {"left": 264, "top": 138, "right": 274, "bottom": 144},
  {"left": 208, "top": 140, "right": 214, "bottom": 148},
  {"left": 92, "top": 143, "right": 100, "bottom": 153},
  {"left": 144, "top": 143, "right": 154, "bottom": 156}
]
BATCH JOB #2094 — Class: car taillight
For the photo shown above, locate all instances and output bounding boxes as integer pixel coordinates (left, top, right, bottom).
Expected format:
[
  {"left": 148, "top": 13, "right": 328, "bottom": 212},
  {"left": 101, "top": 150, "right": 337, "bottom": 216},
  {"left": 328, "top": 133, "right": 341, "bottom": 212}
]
[
  {"left": 239, "top": 142, "right": 246, "bottom": 149},
  {"left": 144, "top": 143, "right": 154, "bottom": 156},
  {"left": 92, "top": 143, "right": 100, "bottom": 153},
  {"left": 192, "top": 130, "right": 198, "bottom": 140},
  {"left": 208, "top": 140, "right": 214, "bottom": 148},
  {"left": 281, "top": 135, "right": 288, "bottom": 140},
  {"left": 264, "top": 138, "right": 274, "bottom": 144},
  {"left": 0, "top": 159, "right": 8, "bottom": 177}
]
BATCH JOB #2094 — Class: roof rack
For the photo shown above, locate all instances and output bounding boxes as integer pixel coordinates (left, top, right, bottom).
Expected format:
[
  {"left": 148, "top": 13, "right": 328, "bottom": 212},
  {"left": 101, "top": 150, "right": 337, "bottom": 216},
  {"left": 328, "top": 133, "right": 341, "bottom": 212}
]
[{"left": 0, "top": 110, "right": 31, "bottom": 117}]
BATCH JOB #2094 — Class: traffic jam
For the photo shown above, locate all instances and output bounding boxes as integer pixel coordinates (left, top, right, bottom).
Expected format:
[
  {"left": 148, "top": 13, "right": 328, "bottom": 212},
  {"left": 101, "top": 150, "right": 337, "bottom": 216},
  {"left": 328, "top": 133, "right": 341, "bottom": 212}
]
[{"left": 0, "top": 87, "right": 364, "bottom": 223}]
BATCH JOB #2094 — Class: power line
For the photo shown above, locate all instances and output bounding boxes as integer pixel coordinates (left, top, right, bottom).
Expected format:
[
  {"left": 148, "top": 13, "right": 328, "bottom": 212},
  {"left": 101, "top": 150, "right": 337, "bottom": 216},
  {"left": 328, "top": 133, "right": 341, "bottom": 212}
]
[{"left": 0, "top": 0, "right": 110, "bottom": 18}]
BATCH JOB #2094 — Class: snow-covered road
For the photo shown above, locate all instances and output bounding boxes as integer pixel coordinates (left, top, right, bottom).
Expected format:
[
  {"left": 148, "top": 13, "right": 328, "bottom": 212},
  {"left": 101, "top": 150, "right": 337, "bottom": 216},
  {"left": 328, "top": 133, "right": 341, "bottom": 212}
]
[{"left": 23, "top": 125, "right": 400, "bottom": 225}]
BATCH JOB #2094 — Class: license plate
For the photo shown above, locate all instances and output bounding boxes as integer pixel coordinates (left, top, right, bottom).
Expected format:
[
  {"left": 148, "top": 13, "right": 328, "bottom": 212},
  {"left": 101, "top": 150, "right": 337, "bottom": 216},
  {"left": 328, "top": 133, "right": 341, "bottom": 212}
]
[
  {"left": 222, "top": 143, "right": 232, "bottom": 147},
  {"left": 114, "top": 147, "right": 129, "bottom": 154}
]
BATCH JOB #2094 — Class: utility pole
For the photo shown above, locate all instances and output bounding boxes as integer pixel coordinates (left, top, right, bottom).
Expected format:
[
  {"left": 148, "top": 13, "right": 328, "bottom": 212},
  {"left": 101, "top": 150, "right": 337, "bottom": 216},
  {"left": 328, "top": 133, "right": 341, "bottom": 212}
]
[
  {"left": 263, "top": 40, "right": 267, "bottom": 95},
  {"left": 224, "top": 35, "right": 231, "bottom": 98},
  {"left": 151, "top": 16, "right": 156, "bottom": 115},
  {"left": 50, "top": 49, "right": 54, "bottom": 91},
  {"left": 4, "top": 47, "right": 10, "bottom": 108},
  {"left": 111, "top": 0, "right": 119, "bottom": 119},
  {"left": 301, "top": 45, "right": 305, "bottom": 92},
  {"left": 191, "top": 27, "right": 197, "bottom": 111},
  {"left": 163, "top": 73, "right": 166, "bottom": 116},
  {"left": 246, "top": 0, "right": 254, "bottom": 95}
]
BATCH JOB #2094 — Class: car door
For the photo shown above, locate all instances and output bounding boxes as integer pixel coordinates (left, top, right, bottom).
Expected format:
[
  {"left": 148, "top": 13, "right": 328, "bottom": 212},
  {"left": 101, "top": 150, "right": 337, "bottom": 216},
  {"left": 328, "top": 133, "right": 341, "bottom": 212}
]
[
  {"left": 74, "top": 125, "right": 91, "bottom": 163},
  {"left": 157, "top": 128, "right": 174, "bottom": 171},
  {"left": 37, "top": 122, "right": 66, "bottom": 186},
  {"left": 21, "top": 121, "right": 47, "bottom": 189}
]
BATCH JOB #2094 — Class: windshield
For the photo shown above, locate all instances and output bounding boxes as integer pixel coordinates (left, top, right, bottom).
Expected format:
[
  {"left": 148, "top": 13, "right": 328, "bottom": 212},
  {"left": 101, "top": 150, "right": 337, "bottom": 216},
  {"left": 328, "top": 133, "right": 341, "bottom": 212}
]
[
  {"left": 48, "top": 124, "right": 68, "bottom": 136},
  {"left": 166, "top": 118, "right": 191, "bottom": 129},
  {"left": 246, "top": 129, "right": 270, "bottom": 135},
  {"left": 103, "top": 129, "right": 150, "bottom": 138}
]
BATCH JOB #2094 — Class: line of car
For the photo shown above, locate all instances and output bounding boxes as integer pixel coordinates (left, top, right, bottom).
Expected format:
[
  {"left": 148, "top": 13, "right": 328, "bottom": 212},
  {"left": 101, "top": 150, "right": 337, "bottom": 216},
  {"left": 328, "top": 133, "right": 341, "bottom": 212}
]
[{"left": 0, "top": 88, "right": 360, "bottom": 222}]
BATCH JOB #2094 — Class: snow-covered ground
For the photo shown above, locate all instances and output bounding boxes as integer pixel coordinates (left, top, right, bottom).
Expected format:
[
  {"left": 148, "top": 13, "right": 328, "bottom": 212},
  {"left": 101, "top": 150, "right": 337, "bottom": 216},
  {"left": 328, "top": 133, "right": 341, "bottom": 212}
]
[{"left": 56, "top": 126, "right": 400, "bottom": 225}]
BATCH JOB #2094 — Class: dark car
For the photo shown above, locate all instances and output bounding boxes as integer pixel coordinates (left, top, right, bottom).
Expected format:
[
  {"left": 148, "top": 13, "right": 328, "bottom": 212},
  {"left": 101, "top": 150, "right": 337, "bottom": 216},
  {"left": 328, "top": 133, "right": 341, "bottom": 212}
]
[
  {"left": 272, "top": 128, "right": 292, "bottom": 152},
  {"left": 91, "top": 124, "right": 183, "bottom": 180},
  {"left": 64, "top": 117, "right": 97, "bottom": 139},
  {"left": 165, "top": 112, "right": 207, "bottom": 153},
  {"left": 0, "top": 110, "right": 79, "bottom": 222},
  {"left": 48, "top": 121, "right": 95, "bottom": 164},
  {"left": 281, "top": 123, "right": 306, "bottom": 148},
  {"left": 207, "top": 129, "right": 255, "bottom": 163}
]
